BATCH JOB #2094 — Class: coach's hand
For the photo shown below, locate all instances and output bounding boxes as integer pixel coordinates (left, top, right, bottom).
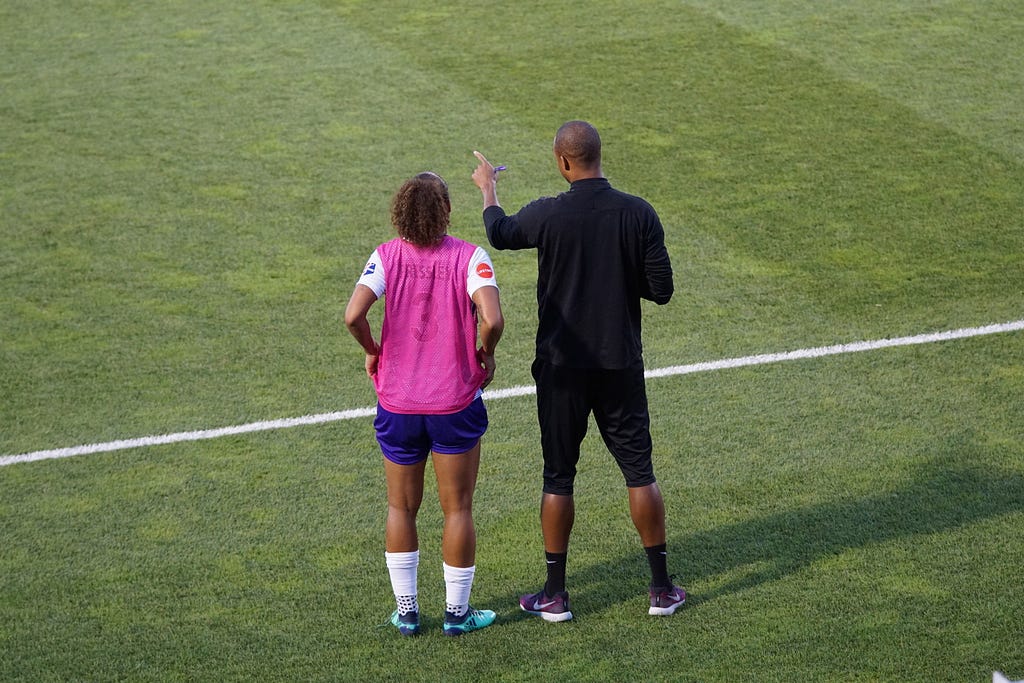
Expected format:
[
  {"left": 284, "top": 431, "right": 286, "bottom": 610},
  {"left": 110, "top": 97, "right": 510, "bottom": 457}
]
[{"left": 472, "top": 151, "right": 500, "bottom": 209}]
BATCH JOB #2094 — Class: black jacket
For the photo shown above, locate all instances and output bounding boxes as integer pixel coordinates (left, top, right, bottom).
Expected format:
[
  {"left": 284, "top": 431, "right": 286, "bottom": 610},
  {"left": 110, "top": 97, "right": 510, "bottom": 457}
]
[{"left": 484, "top": 177, "right": 673, "bottom": 369}]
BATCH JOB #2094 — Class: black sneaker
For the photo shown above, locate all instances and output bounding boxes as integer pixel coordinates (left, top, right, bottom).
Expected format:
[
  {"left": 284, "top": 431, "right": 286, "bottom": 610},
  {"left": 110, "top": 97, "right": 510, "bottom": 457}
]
[
  {"left": 519, "top": 589, "right": 573, "bottom": 622},
  {"left": 648, "top": 585, "right": 686, "bottom": 616}
]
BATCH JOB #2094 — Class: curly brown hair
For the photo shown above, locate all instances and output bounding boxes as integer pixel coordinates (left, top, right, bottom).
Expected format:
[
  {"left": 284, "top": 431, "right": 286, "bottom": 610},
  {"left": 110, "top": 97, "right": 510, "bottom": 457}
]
[{"left": 391, "top": 172, "right": 450, "bottom": 246}]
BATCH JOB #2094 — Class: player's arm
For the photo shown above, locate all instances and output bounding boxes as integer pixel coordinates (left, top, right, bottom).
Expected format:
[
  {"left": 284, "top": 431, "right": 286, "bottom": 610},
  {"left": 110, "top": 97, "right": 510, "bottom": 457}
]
[
  {"left": 471, "top": 285, "right": 504, "bottom": 389},
  {"left": 344, "top": 284, "right": 381, "bottom": 377}
]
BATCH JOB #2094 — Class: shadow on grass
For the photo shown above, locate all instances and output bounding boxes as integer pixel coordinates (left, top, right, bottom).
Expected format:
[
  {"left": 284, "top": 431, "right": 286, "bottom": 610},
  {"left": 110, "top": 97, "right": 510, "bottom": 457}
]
[{"left": 568, "top": 456, "right": 1024, "bottom": 611}]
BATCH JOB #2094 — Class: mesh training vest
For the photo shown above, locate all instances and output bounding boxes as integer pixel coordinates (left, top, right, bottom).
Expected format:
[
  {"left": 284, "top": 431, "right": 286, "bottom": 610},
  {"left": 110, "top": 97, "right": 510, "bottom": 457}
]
[{"left": 373, "top": 236, "right": 484, "bottom": 414}]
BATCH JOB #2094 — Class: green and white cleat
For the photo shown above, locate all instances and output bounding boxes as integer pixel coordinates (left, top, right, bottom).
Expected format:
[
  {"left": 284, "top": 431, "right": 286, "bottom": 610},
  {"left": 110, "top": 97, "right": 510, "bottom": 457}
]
[
  {"left": 389, "top": 609, "right": 421, "bottom": 636},
  {"left": 442, "top": 607, "right": 496, "bottom": 637}
]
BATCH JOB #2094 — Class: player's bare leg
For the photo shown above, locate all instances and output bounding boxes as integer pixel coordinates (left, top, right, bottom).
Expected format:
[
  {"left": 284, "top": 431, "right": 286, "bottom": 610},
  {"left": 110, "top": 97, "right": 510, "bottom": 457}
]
[
  {"left": 432, "top": 442, "right": 480, "bottom": 567},
  {"left": 540, "top": 492, "right": 575, "bottom": 553},
  {"left": 434, "top": 441, "right": 495, "bottom": 635},
  {"left": 383, "top": 458, "right": 427, "bottom": 552},
  {"left": 627, "top": 482, "right": 666, "bottom": 547}
]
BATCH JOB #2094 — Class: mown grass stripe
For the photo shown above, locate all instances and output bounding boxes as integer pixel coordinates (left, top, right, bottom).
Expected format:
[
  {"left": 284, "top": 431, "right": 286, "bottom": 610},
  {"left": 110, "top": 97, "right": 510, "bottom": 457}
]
[{"left": 3, "top": 319, "right": 1022, "bottom": 467}]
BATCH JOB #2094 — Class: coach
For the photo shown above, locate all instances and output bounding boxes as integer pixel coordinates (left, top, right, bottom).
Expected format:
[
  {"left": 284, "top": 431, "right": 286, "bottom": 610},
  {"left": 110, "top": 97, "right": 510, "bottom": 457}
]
[{"left": 471, "top": 120, "right": 686, "bottom": 621}]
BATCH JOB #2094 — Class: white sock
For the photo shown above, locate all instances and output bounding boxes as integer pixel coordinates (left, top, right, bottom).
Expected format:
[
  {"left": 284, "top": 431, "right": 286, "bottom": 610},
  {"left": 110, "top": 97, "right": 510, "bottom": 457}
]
[
  {"left": 443, "top": 562, "right": 476, "bottom": 617},
  {"left": 385, "top": 550, "right": 419, "bottom": 615}
]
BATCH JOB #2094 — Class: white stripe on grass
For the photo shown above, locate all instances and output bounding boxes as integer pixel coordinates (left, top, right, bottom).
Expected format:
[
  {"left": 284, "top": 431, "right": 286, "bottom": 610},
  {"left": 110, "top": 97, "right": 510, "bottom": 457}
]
[
  {"left": 645, "top": 319, "right": 1024, "bottom": 378},
  {"left": 3, "top": 319, "right": 1023, "bottom": 467}
]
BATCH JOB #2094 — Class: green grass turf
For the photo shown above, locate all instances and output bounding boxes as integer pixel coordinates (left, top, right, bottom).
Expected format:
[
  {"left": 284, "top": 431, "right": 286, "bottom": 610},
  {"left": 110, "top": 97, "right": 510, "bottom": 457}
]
[{"left": 2, "top": 1, "right": 1023, "bottom": 681}]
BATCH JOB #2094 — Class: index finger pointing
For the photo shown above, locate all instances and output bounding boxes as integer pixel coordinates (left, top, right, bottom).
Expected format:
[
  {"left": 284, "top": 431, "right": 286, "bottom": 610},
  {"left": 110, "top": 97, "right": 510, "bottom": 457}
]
[{"left": 473, "top": 150, "right": 490, "bottom": 165}]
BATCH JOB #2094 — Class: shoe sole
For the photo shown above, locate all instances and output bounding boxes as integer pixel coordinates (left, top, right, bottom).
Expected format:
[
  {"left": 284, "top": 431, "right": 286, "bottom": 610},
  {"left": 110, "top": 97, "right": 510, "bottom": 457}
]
[
  {"left": 648, "top": 601, "right": 685, "bottom": 616},
  {"left": 443, "top": 622, "right": 495, "bottom": 637},
  {"left": 521, "top": 605, "right": 573, "bottom": 622},
  {"left": 443, "top": 627, "right": 482, "bottom": 637}
]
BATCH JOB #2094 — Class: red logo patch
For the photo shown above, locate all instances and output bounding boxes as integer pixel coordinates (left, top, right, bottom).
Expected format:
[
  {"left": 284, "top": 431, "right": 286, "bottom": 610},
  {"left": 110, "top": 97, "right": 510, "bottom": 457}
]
[{"left": 475, "top": 262, "right": 494, "bottom": 279}]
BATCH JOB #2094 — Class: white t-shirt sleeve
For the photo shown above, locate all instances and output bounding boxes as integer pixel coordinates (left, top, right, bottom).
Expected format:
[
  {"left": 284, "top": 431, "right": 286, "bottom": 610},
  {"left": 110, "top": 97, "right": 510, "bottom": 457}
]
[
  {"left": 356, "top": 249, "right": 386, "bottom": 297},
  {"left": 466, "top": 246, "right": 498, "bottom": 297}
]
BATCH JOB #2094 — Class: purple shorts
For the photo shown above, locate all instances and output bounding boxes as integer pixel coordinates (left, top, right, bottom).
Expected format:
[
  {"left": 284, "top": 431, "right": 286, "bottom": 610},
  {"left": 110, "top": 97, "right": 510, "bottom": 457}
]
[{"left": 374, "top": 396, "right": 488, "bottom": 465}]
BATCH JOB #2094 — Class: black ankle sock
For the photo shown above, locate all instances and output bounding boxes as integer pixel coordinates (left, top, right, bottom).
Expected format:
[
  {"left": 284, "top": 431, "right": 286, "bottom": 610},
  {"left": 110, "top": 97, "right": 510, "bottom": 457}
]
[
  {"left": 544, "top": 551, "right": 567, "bottom": 595},
  {"left": 645, "top": 543, "right": 671, "bottom": 589}
]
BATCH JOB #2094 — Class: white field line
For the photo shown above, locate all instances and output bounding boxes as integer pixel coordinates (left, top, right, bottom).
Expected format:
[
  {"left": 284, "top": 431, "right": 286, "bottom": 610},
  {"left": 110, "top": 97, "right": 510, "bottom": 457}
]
[
  {"left": 2, "top": 319, "right": 1023, "bottom": 468},
  {"left": 645, "top": 319, "right": 1024, "bottom": 378}
]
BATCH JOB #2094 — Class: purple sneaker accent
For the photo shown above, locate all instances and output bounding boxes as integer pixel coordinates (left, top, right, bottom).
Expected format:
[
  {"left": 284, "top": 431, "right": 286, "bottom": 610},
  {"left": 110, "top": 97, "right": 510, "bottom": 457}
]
[
  {"left": 519, "top": 589, "right": 573, "bottom": 622},
  {"left": 648, "top": 585, "right": 686, "bottom": 615}
]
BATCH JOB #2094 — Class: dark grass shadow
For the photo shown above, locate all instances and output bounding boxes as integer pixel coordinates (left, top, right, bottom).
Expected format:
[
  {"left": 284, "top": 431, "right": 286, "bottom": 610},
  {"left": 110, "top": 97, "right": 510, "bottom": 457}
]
[{"left": 565, "top": 455, "right": 1024, "bottom": 611}]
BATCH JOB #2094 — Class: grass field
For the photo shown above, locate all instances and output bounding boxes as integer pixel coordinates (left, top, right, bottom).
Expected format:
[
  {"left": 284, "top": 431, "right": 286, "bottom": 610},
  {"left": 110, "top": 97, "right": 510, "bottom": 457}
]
[{"left": 2, "top": 1, "right": 1023, "bottom": 681}]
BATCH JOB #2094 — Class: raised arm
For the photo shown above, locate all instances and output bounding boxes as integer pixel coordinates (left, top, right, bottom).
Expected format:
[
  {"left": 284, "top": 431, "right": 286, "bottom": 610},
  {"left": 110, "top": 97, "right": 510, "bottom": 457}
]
[{"left": 472, "top": 151, "right": 501, "bottom": 210}]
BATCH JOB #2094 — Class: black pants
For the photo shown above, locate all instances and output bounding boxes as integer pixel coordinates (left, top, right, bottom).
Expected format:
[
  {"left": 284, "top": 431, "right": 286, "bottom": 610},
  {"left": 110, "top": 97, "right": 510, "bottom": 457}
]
[{"left": 532, "top": 359, "right": 656, "bottom": 495}]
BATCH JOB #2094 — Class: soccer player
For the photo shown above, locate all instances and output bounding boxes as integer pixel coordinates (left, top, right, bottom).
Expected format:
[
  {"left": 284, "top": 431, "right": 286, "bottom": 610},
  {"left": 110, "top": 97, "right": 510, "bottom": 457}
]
[
  {"left": 345, "top": 172, "right": 504, "bottom": 636},
  {"left": 471, "top": 121, "right": 686, "bottom": 621}
]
